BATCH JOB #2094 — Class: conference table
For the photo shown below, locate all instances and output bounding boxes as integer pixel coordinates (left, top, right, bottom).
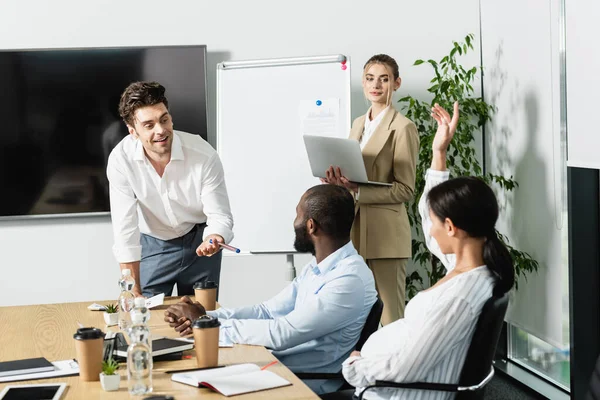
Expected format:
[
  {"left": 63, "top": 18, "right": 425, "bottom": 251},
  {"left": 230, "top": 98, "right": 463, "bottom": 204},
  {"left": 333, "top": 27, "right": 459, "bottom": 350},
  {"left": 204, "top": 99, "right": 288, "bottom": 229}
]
[{"left": 0, "top": 297, "right": 319, "bottom": 399}]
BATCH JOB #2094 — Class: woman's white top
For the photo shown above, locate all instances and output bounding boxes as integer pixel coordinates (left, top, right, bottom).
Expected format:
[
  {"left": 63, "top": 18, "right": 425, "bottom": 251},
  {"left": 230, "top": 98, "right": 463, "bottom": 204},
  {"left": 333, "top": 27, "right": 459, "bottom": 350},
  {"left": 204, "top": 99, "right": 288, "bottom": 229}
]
[
  {"left": 342, "top": 169, "right": 496, "bottom": 400},
  {"left": 360, "top": 106, "right": 390, "bottom": 150}
]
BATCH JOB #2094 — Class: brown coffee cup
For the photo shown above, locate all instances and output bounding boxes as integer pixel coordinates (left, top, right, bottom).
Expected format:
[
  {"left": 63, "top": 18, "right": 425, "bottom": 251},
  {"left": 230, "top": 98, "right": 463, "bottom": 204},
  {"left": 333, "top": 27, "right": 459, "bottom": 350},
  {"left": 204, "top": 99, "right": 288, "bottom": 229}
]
[
  {"left": 194, "top": 281, "right": 218, "bottom": 311},
  {"left": 73, "top": 327, "right": 105, "bottom": 381},
  {"left": 192, "top": 315, "right": 220, "bottom": 368}
]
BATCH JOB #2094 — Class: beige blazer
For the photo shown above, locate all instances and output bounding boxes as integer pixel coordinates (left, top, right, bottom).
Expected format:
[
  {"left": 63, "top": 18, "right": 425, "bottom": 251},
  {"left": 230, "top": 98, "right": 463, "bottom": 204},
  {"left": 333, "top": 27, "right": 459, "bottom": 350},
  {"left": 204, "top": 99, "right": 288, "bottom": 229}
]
[{"left": 350, "top": 106, "right": 419, "bottom": 260}]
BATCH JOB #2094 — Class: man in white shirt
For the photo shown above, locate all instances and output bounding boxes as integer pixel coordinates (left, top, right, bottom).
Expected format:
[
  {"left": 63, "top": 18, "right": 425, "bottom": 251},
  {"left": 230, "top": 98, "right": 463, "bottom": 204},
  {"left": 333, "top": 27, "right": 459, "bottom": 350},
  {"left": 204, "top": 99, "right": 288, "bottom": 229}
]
[
  {"left": 164, "top": 183, "right": 377, "bottom": 394},
  {"left": 107, "top": 81, "right": 234, "bottom": 297}
]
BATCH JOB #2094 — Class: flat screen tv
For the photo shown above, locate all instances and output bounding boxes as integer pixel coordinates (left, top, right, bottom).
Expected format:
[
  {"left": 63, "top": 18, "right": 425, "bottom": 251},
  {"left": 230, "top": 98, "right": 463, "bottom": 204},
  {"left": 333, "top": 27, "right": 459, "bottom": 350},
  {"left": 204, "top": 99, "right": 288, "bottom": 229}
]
[{"left": 0, "top": 45, "right": 207, "bottom": 218}]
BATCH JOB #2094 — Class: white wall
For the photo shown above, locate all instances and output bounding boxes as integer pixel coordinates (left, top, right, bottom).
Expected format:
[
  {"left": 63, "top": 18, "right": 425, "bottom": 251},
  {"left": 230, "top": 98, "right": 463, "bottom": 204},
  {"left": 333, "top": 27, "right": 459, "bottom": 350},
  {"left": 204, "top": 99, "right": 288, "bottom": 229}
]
[
  {"left": 0, "top": 0, "right": 480, "bottom": 307},
  {"left": 481, "top": 0, "right": 567, "bottom": 348}
]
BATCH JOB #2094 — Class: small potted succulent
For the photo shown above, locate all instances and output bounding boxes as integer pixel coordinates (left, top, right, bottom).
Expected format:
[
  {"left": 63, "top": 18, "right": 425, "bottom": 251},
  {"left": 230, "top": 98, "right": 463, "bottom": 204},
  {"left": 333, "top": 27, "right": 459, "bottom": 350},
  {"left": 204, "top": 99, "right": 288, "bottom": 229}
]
[
  {"left": 103, "top": 303, "right": 119, "bottom": 326},
  {"left": 100, "top": 358, "right": 120, "bottom": 391}
]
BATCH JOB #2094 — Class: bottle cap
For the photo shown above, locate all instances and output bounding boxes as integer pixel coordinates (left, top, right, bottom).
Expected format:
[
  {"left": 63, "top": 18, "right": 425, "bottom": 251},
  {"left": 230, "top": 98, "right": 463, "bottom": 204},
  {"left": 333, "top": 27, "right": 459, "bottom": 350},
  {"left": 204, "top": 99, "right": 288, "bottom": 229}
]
[
  {"left": 134, "top": 297, "right": 146, "bottom": 308},
  {"left": 131, "top": 313, "right": 144, "bottom": 324}
]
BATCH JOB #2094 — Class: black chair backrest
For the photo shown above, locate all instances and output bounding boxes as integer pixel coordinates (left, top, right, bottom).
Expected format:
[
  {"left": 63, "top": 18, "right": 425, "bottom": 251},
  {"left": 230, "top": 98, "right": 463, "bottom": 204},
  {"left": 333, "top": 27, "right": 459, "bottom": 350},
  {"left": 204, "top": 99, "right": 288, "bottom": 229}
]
[
  {"left": 356, "top": 297, "right": 384, "bottom": 351},
  {"left": 456, "top": 291, "right": 509, "bottom": 400},
  {"left": 585, "top": 354, "right": 600, "bottom": 399}
]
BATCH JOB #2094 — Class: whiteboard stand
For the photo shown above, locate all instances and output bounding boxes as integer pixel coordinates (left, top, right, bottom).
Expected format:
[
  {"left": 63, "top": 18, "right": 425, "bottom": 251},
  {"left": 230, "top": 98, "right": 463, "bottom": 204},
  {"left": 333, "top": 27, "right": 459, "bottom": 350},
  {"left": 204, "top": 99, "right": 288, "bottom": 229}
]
[
  {"left": 286, "top": 254, "right": 296, "bottom": 281},
  {"left": 250, "top": 251, "right": 298, "bottom": 282}
]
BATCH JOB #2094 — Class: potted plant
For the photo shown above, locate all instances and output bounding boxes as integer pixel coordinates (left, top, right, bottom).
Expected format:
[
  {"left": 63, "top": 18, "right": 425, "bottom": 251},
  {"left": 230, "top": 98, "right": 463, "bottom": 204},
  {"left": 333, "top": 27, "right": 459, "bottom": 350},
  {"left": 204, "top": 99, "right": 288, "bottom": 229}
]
[
  {"left": 400, "top": 34, "right": 539, "bottom": 298},
  {"left": 103, "top": 303, "right": 119, "bottom": 326},
  {"left": 100, "top": 358, "right": 120, "bottom": 391}
]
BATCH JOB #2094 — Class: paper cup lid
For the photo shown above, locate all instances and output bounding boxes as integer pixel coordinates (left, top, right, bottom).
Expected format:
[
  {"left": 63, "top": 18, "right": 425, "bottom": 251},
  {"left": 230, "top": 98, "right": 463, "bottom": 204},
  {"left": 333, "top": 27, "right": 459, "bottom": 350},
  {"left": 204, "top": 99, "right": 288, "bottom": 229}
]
[
  {"left": 192, "top": 315, "right": 220, "bottom": 329},
  {"left": 73, "top": 327, "right": 105, "bottom": 340},
  {"left": 193, "top": 281, "right": 218, "bottom": 289}
]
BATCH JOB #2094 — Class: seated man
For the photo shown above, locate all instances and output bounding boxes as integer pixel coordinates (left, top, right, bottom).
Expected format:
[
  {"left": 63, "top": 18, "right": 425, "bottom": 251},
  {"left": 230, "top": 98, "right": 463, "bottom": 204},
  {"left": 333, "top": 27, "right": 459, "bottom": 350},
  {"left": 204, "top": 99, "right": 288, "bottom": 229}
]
[{"left": 164, "top": 184, "right": 377, "bottom": 394}]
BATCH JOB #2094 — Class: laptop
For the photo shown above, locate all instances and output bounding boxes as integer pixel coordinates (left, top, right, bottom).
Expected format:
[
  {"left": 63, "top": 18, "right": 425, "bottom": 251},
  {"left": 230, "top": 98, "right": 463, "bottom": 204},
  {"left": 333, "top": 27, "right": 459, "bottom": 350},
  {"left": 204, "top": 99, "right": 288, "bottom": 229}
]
[
  {"left": 303, "top": 135, "right": 392, "bottom": 186},
  {"left": 112, "top": 333, "right": 193, "bottom": 358}
]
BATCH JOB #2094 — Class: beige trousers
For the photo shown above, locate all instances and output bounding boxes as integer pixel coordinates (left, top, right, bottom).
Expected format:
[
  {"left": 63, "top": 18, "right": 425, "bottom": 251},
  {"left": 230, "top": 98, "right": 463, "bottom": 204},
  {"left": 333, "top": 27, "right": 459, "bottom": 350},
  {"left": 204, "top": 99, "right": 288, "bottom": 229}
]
[{"left": 367, "top": 258, "right": 407, "bottom": 326}]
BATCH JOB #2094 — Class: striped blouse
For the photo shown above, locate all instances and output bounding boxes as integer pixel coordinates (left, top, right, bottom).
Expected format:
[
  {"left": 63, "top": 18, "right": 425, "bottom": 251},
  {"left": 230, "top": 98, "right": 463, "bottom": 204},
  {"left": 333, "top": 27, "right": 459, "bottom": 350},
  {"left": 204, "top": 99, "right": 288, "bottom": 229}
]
[{"left": 342, "top": 169, "right": 497, "bottom": 400}]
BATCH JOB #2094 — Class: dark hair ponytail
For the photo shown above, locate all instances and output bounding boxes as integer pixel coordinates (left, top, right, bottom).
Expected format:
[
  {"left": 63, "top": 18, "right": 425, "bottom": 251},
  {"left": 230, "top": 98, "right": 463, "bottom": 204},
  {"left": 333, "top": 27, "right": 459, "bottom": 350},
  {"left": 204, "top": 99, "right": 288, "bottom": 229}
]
[
  {"left": 483, "top": 232, "right": 514, "bottom": 296},
  {"left": 428, "top": 177, "right": 515, "bottom": 296}
]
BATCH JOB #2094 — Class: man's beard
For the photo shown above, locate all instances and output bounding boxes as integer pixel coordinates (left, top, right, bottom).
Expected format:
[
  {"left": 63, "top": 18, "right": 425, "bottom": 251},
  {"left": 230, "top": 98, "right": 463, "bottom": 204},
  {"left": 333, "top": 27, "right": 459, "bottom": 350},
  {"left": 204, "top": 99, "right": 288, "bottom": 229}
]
[{"left": 293, "top": 224, "right": 315, "bottom": 255}]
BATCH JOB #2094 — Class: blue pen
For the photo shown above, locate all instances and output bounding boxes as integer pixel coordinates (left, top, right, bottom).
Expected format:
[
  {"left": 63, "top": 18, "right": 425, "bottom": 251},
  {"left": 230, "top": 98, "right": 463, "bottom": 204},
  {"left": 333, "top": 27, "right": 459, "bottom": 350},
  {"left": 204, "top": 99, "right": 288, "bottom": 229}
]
[{"left": 209, "top": 239, "right": 241, "bottom": 253}]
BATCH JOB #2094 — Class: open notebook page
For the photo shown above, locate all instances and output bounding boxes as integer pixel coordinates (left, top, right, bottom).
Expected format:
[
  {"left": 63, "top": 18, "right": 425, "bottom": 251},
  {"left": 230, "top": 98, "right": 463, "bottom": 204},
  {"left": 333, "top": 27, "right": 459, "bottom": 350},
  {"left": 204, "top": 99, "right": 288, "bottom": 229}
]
[{"left": 171, "top": 363, "right": 291, "bottom": 396}]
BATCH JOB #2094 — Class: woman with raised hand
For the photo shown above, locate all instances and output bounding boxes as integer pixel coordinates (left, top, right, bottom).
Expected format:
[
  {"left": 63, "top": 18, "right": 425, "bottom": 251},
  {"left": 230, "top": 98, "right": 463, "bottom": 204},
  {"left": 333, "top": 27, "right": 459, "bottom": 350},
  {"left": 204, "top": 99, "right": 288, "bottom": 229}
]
[{"left": 322, "top": 102, "right": 514, "bottom": 400}]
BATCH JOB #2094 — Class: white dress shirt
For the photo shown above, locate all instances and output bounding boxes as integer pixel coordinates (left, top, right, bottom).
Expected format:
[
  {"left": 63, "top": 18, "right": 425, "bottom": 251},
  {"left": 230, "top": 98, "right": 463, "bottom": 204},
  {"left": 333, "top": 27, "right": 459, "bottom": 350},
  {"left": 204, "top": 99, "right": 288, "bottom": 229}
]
[
  {"left": 360, "top": 106, "right": 390, "bottom": 150},
  {"left": 342, "top": 169, "right": 496, "bottom": 400},
  {"left": 107, "top": 130, "right": 234, "bottom": 263},
  {"left": 207, "top": 241, "right": 377, "bottom": 393}
]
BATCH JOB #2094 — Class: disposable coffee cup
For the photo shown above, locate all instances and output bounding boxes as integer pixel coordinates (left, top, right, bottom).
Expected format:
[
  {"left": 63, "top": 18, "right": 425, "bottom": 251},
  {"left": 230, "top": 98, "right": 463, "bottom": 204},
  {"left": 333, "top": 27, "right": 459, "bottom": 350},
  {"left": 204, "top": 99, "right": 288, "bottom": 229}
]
[
  {"left": 73, "top": 327, "right": 105, "bottom": 381},
  {"left": 194, "top": 281, "right": 218, "bottom": 311},
  {"left": 192, "top": 315, "right": 220, "bottom": 368}
]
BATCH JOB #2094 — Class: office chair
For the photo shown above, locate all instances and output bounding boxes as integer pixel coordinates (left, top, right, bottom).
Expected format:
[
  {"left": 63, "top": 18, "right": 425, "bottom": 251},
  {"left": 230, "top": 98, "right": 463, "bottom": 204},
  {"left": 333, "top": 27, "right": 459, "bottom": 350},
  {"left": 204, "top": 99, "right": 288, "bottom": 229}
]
[
  {"left": 295, "top": 297, "right": 384, "bottom": 385},
  {"left": 318, "top": 292, "right": 509, "bottom": 400},
  {"left": 356, "top": 292, "right": 509, "bottom": 400}
]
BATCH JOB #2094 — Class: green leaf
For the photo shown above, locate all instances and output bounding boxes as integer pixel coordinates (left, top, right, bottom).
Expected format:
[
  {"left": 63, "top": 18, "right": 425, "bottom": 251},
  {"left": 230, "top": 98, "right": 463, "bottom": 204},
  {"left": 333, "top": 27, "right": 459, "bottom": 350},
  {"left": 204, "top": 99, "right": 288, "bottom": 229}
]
[
  {"left": 414, "top": 59, "right": 425, "bottom": 66},
  {"left": 440, "top": 81, "right": 450, "bottom": 92}
]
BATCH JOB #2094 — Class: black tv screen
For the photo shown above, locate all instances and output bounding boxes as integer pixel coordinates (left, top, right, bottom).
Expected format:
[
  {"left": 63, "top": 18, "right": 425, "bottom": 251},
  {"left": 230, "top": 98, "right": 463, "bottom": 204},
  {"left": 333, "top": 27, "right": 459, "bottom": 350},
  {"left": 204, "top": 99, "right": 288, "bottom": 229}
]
[{"left": 0, "top": 45, "right": 207, "bottom": 218}]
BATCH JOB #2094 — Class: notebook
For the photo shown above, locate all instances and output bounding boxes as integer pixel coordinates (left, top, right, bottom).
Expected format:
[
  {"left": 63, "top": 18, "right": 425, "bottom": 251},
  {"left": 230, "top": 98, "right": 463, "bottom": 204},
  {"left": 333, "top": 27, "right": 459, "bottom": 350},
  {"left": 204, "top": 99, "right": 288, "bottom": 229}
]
[
  {"left": 171, "top": 363, "right": 291, "bottom": 396},
  {"left": 0, "top": 358, "right": 55, "bottom": 378},
  {"left": 113, "top": 337, "right": 193, "bottom": 358},
  {"left": 0, "top": 360, "right": 78, "bottom": 384}
]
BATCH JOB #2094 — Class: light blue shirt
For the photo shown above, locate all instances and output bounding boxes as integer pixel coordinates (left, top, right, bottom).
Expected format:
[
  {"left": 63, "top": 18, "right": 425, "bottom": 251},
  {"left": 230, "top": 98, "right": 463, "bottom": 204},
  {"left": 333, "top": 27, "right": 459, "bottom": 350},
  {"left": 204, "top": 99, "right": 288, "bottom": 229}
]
[{"left": 208, "top": 241, "right": 376, "bottom": 390}]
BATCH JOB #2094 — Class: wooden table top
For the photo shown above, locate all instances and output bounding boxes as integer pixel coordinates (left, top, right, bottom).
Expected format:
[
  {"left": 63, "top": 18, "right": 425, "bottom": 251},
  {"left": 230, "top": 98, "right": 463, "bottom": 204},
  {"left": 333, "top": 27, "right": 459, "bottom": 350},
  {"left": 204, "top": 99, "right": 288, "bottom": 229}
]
[{"left": 0, "top": 297, "right": 318, "bottom": 399}]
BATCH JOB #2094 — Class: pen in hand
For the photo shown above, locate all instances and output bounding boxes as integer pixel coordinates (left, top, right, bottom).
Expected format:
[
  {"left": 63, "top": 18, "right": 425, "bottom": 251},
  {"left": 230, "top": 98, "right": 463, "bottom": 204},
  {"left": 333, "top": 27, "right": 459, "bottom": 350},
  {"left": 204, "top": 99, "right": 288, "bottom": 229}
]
[{"left": 209, "top": 239, "right": 241, "bottom": 253}]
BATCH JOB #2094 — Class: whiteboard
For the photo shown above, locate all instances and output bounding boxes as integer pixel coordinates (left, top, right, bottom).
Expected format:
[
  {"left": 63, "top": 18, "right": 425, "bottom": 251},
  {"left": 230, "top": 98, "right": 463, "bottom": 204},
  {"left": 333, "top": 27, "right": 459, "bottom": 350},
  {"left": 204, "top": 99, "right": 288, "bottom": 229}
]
[
  {"left": 217, "top": 55, "right": 351, "bottom": 253},
  {"left": 566, "top": 0, "right": 600, "bottom": 169}
]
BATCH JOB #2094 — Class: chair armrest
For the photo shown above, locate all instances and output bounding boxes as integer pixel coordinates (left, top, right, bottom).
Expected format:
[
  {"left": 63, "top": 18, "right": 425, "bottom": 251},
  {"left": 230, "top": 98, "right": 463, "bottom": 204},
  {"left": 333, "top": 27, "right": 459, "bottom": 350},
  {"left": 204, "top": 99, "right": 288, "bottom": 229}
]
[
  {"left": 294, "top": 372, "right": 345, "bottom": 380},
  {"left": 357, "top": 367, "right": 494, "bottom": 400}
]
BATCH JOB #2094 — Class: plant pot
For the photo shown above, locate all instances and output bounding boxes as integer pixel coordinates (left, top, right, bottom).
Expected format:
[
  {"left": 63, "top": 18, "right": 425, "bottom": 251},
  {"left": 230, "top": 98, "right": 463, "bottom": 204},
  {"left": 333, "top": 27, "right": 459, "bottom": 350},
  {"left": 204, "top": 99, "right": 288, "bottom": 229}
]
[
  {"left": 100, "top": 372, "right": 120, "bottom": 391},
  {"left": 103, "top": 312, "right": 119, "bottom": 326}
]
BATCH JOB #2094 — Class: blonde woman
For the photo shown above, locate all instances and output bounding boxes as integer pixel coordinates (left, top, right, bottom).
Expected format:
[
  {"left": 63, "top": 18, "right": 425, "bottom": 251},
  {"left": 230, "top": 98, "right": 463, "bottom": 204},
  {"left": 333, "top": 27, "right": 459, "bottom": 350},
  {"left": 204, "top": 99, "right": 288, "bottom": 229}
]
[{"left": 323, "top": 55, "right": 419, "bottom": 325}]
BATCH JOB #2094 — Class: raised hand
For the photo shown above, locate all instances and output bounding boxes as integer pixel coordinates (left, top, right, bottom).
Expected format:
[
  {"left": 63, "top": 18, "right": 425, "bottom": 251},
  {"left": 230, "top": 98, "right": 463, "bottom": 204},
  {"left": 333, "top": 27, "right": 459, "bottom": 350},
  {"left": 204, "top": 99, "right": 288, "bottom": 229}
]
[{"left": 431, "top": 102, "right": 459, "bottom": 153}]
